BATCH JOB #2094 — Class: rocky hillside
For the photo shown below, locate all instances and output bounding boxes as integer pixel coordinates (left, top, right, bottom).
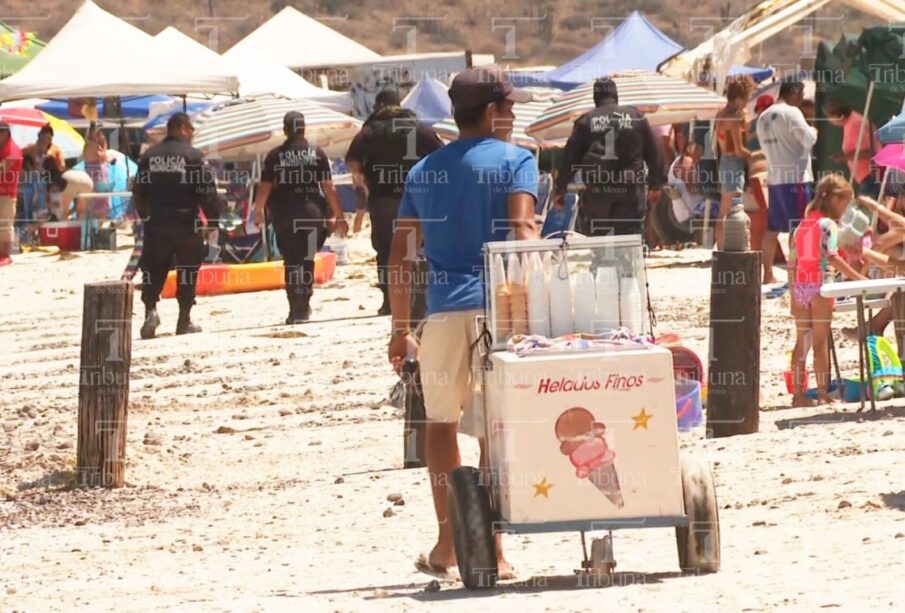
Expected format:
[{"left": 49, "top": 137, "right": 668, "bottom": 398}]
[{"left": 7, "top": 0, "right": 881, "bottom": 69}]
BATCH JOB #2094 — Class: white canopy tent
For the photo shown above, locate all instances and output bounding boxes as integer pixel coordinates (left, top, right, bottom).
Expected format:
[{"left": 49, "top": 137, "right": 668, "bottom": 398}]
[
  {"left": 154, "top": 27, "right": 352, "bottom": 112},
  {"left": 0, "top": 1, "right": 237, "bottom": 101},
  {"left": 660, "top": 0, "right": 905, "bottom": 85},
  {"left": 226, "top": 6, "right": 381, "bottom": 70}
]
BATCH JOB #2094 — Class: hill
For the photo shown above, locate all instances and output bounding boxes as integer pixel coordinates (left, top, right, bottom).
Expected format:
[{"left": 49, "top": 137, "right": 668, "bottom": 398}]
[{"left": 4, "top": 0, "right": 882, "bottom": 73}]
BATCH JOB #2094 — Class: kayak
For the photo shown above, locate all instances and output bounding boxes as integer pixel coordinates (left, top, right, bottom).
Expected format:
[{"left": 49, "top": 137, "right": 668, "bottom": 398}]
[{"left": 160, "top": 251, "right": 336, "bottom": 299}]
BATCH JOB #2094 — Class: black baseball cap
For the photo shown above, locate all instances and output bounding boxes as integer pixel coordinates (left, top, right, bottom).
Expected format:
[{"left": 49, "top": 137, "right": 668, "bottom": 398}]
[
  {"left": 449, "top": 66, "right": 532, "bottom": 112},
  {"left": 283, "top": 111, "right": 306, "bottom": 133},
  {"left": 375, "top": 88, "right": 401, "bottom": 108},
  {"left": 593, "top": 77, "right": 619, "bottom": 102}
]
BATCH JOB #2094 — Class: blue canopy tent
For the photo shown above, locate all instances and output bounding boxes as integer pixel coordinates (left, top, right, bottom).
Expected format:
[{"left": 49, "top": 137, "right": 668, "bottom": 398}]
[
  {"left": 401, "top": 78, "right": 450, "bottom": 125},
  {"left": 37, "top": 95, "right": 174, "bottom": 119},
  {"left": 543, "top": 11, "right": 683, "bottom": 90}
]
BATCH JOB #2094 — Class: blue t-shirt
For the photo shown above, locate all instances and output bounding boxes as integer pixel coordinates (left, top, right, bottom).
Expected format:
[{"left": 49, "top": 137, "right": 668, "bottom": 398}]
[{"left": 399, "top": 137, "right": 538, "bottom": 315}]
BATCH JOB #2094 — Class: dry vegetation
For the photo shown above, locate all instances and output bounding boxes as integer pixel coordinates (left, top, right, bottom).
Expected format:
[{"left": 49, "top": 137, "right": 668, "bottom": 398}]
[{"left": 5, "top": 0, "right": 883, "bottom": 70}]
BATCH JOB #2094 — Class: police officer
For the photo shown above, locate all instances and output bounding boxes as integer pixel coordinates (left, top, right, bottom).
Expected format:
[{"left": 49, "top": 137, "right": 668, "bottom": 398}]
[
  {"left": 345, "top": 89, "right": 443, "bottom": 315},
  {"left": 553, "top": 77, "right": 665, "bottom": 237},
  {"left": 254, "top": 111, "right": 345, "bottom": 324},
  {"left": 133, "top": 113, "right": 220, "bottom": 339}
]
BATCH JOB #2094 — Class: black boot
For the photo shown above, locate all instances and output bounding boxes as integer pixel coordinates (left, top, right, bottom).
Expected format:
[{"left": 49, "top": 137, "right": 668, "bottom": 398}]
[
  {"left": 285, "top": 292, "right": 311, "bottom": 325},
  {"left": 176, "top": 305, "right": 201, "bottom": 335},
  {"left": 140, "top": 306, "right": 160, "bottom": 340}
]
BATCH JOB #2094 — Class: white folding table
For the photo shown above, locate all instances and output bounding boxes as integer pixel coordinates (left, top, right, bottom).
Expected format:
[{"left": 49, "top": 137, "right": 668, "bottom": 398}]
[{"left": 821, "top": 278, "right": 905, "bottom": 411}]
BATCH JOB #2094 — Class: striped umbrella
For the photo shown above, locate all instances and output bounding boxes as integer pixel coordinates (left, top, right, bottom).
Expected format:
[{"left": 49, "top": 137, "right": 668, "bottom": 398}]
[
  {"left": 432, "top": 88, "right": 561, "bottom": 149},
  {"left": 525, "top": 71, "right": 726, "bottom": 146},
  {"left": 0, "top": 107, "right": 84, "bottom": 158},
  {"left": 193, "top": 95, "right": 362, "bottom": 160}
]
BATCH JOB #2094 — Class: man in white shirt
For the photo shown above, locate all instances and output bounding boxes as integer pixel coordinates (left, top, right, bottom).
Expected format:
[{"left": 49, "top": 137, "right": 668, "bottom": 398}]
[{"left": 755, "top": 80, "right": 818, "bottom": 284}]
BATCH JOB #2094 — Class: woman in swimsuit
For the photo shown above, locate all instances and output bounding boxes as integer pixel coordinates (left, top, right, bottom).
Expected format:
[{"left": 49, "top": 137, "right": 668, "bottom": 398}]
[{"left": 788, "top": 174, "right": 865, "bottom": 407}]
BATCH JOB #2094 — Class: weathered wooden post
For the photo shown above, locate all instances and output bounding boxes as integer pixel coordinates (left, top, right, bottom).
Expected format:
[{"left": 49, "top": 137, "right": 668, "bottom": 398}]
[
  {"left": 707, "top": 251, "right": 761, "bottom": 437},
  {"left": 77, "top": 280, "right": 133, "bottom": 487}
]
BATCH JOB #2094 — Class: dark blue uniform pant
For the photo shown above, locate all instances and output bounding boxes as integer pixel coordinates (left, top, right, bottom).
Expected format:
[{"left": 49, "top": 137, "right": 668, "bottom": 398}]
[
  {"left": 140, "top": 219, "right": 204, "bottom": 309},
  {"left": 368, "top": 195, "right": 401, "bottom": 306},
  {"left": 270, "top": 202, "right": 327, "bottom": 306}
]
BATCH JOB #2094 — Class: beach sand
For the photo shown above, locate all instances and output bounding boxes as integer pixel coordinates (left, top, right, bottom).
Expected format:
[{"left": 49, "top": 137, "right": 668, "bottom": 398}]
[{"left": 2, "top": 232, "right": 905, "bottom": 611}]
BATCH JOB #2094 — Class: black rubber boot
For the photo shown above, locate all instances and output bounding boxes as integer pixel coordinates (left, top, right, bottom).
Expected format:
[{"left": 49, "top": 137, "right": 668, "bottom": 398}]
[
  {"left": 176, "top": 305, "right": 201, "bottom": 335},
  {"left": 285, "top": 292, "right": 311, "bottom": 325},
  {"left": 140, "top": 306, "right": 160, "bottom": 340}
]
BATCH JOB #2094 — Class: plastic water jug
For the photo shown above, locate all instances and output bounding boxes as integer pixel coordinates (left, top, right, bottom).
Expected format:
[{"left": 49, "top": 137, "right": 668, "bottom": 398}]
[{"left": 723, "top": 196, "right": 751, "bottom": 252}]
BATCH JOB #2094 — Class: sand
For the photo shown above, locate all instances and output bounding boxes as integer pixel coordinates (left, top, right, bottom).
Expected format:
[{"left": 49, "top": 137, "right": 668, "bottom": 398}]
[{"left": 2, "top": 232, "right": 905, "bottom": 612}]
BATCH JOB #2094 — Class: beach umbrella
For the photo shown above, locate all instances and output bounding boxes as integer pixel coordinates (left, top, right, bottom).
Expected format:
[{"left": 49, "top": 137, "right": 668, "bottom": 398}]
[
  {"left": 192, "top": 95, "right": 362, "bottom": 159},
  {"left": 0, "top": 107, "right": 84, "bottom": 158},
  {"left": 877, "top": 111, "right": 905, "bottom": 145},
  {"left": 874, "top": 143, "right": 905, "bottom": 172},
  {"left": 525, "top": 71, "right": 726, "bottom": 146},
  {"left": 431, "top": 88, "right": 561, "bottom": 150}
]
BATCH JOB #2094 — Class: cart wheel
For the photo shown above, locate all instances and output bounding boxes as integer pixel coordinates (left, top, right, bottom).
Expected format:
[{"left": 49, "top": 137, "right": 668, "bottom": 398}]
[
  {"left": 590, "top": 535, "right": 616, "bottom": 576},
  {"left": 448, "top": 466, "right": 498, "bottom": 589},
  {"left": 675, "top": 455, "right": 721, "bottom": 573}
]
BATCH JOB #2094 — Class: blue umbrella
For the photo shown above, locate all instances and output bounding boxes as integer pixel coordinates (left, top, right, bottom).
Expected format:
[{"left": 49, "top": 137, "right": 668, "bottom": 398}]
[
  {"left": 878, "top": 111, "right": 905, "bottom": 144},
  {"left": 401, "top": 78, "right": 450, "bottom": 125}
]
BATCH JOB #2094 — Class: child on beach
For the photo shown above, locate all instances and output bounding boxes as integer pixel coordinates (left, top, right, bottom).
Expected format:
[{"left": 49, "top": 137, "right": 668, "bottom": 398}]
[{"left": 789, "top": 174, "right": 866, "bottom": 407}]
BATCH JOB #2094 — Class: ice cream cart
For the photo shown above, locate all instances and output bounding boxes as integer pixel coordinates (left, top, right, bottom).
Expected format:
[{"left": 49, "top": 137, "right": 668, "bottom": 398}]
[{"left": 448, "top": 234, "right": 720, "bottom": 589}]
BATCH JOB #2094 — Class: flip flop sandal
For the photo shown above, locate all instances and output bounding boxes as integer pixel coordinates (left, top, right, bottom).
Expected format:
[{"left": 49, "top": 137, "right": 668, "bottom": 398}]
[{"left": 414, "top": 553, "right": 459, "bottom": 580}]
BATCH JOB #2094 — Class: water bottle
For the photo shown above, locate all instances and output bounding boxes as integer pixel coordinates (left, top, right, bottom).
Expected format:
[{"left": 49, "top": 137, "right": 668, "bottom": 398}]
[
  {"left": 572, "top": 271, "right": 596, "bottom": 334},
  {"left": 723, "top": 195, "right": 751, "bottom": 252},
  {"left": 619, "top": 276, "right": 642, "bottom": 334},
  {"left": 324, "top": 232, "right": 348, "bottom": 265},
  {"left": 595, "top": 266, "right": 620, "bottom": 332}
]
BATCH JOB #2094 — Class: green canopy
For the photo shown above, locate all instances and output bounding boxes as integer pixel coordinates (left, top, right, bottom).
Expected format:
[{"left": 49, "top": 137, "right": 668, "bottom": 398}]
[
  {"left": 814, "top": 34, "right": 859, "bottom": 178},
  {"left": 0, "top": 22, "right": 44, "bottom": 78}
]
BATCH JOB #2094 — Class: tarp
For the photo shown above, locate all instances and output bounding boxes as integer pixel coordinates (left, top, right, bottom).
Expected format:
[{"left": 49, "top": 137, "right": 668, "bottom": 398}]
[
  {"left": 226, "top": 6, "right": 380, "bottom": 70},
  {"left": 156, "top": 27, "right": 352, "bottom": 112},
  {"left": 834, "top": 26, "right": 905, "bottom": 130},
  {"left": 0, "top": 22, "right": 44, "bottom": 77},
  {"left": 0, "top": 1, "right": 237, "bottom": 101},
  {"left": 543, "top": 11, "right": 684, "bottom": 89},
  {"left": 401, "top": 78, "right": 450, "bottom": 125}
]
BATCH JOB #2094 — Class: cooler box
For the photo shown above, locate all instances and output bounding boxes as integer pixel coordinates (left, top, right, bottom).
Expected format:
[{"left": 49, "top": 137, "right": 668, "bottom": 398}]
[
  {"left": 38, "top": 221, "right": 82, "bottom": 251},
  {"left": 485, "top": 344, "right": 684, "bottom": 526}
]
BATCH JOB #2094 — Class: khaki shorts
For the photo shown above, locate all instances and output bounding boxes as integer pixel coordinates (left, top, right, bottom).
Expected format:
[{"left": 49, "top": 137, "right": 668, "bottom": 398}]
[{"left": 420, "top": 309, "right": 485, "bottom": 437}]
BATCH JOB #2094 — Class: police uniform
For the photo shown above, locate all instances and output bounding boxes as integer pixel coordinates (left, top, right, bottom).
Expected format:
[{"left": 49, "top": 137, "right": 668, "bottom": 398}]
[
  {"left": 134, "top": 135, "right": 220, "bottom": 336},
  {"left": 555, "top": 82, "right": 665, "bottom": 237},
  {"left": 262, "top": 134, "right": 332, "bottom": 320},
  {"left": 345, "top": 105, "right": 443, "bottom": 314}
]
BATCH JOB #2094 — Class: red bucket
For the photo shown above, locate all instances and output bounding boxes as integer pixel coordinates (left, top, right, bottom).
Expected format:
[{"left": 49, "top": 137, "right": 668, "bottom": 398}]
[
  {"left": 38, "top": 221, "right": 82, "bottom": 251},
  {"left": 783, "top": 369, "right": 810, "bottom": 394}
]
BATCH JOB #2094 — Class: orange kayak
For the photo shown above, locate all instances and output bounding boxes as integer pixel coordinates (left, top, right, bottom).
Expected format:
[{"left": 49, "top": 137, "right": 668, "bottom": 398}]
[{"left": 160, "top": 252, "right": 336, "bottom": 299}]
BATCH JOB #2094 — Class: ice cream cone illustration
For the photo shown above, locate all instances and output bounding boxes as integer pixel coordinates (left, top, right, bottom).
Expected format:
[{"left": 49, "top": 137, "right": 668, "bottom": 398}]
[
  {"left": 586, "top": 462, "right": 624, "bottom": 508},
  {"left": 554, "top": 407, "right": 625, "bottom": 508}
]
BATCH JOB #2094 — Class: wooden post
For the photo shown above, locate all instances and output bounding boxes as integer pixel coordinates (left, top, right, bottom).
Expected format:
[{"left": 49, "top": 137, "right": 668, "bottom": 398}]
[
  {"left": 402, "top": 359, "right": 427, "bottom": 469},
  {"left": 77, "top": 281, "right": 133, "bottom": 488},
  {"left": 707, "top": 251, "right": 761, "bottom": 437},
  {"left": 892, "top": 290, "right": 905, "bottom": 366}
]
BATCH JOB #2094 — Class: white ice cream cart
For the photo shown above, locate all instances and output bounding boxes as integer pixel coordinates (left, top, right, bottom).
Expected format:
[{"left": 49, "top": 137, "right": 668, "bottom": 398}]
[{"left": 448, "top": 234, "right": 720, "bottom": 589}]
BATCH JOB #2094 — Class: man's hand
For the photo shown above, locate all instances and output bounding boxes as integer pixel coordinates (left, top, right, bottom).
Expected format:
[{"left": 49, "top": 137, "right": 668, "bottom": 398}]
[
  {"left": 647, "top": 188, "right": 662, "bottom": 205},
  {"left": 254, "top": 206, "right": 265, "bottom": 228},
  {"left": 388, "top": 331, "right": 419, "bottom": 373}
]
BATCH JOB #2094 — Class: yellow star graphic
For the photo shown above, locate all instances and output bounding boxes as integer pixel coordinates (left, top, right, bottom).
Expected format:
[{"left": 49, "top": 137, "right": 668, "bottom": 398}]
[
  {"left": 533, "top": 476, "right": 553, "bottom": 498},
  {"left": 632, "top": 408, "right": 652, "bottom": 430}
]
